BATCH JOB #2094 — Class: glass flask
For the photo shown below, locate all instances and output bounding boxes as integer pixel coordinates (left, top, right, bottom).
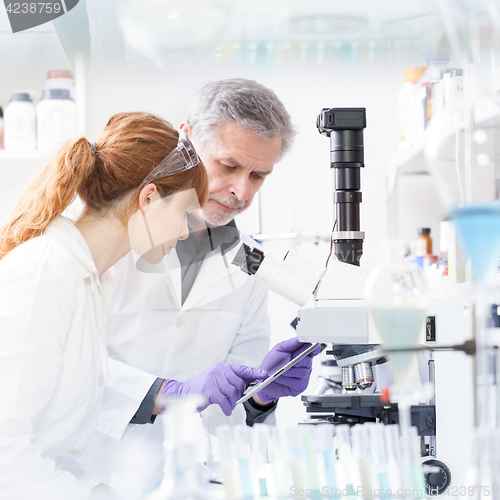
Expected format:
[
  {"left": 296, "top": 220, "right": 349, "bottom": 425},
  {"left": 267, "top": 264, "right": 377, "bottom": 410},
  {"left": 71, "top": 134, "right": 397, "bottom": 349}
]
[
  {"left": 364, "top": 241, "right": 428, "bottom": 494},
  {"left": 146, "top": 395, "right": 209, "bottom": 500},
  {"left": 364, "top": 241, "right": 428, "bottom": 389}
]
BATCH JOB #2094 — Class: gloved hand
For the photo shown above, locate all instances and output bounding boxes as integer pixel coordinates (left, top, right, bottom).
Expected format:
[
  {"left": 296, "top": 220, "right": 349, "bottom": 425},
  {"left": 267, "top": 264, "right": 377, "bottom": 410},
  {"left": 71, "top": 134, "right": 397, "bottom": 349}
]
[
  {"left": 256, "top": 338, "right": 321, "bottom": 403},
  {"left": 161, "top": 363, "right": 268, "bottom": 416}
]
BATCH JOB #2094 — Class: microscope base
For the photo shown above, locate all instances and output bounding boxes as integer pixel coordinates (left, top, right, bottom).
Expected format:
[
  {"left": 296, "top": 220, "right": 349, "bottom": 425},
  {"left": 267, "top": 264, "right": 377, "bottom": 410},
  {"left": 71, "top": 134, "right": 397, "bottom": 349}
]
[{"left": 301, "top": 394, "right": 436, "bottom": 436}]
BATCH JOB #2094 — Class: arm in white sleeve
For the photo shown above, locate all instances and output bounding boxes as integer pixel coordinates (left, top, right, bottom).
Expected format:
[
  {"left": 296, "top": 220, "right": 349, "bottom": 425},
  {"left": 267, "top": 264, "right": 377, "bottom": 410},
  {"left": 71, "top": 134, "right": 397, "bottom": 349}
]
[
  {"left": 0, "top": 263, "right": 91, "bottom": 500},
  {"left": 95, "top": 358, "right": 159, "bottom": 440}
]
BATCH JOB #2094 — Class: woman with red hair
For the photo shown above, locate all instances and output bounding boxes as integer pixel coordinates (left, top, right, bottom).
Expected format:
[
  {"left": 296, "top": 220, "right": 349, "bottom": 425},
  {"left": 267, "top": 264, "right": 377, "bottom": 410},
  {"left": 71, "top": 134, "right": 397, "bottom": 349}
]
[{"left": 0, "top": 112, "right": 264, "bottom": 499}]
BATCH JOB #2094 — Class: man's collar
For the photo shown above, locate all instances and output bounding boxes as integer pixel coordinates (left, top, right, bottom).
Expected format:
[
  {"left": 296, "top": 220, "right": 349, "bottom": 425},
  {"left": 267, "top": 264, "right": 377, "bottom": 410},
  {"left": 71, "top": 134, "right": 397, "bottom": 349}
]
[
  {"left": 186, "top": 216, "right": 240, "bottom": 256},
  {"left": 207, "top": 218, "right": 240, "bottom": 253}
]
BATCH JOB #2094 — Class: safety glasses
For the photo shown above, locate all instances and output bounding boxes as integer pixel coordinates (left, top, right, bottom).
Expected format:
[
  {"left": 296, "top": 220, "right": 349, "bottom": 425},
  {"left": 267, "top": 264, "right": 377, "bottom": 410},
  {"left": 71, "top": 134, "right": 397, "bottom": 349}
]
[{"left": 137, "top": 129, "right": 199, "bottom": 191}]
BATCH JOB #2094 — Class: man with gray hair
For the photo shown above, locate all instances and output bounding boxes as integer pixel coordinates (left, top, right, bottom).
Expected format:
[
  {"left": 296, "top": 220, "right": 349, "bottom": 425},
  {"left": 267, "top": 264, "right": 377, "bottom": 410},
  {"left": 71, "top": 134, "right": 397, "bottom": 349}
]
[
  {"left": 182, "top": 78, "right": 295, "bottom": 227},
  {"left": 79, "top": 79, "right": 319, "bottom": 495}
]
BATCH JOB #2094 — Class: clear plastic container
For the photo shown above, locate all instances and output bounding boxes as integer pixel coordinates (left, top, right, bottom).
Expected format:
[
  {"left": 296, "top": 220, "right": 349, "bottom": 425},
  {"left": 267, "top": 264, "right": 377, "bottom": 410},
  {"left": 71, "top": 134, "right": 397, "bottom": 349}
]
[
  {"left": 45, "top": 69, "right": 74, "bottom": 99},
  {"left": 4, "top": 91, "right": 36, "bottom": 152},
  {"left": 36, "top": 88, "right": 77, "bottom": 153}
]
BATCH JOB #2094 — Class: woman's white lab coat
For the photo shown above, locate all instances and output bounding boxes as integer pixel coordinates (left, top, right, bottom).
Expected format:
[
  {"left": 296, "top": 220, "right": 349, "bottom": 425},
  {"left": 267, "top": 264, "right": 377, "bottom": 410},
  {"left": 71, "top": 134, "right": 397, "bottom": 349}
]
[{"left": 0, "top": 217, "right": 115, "bottom": 500}]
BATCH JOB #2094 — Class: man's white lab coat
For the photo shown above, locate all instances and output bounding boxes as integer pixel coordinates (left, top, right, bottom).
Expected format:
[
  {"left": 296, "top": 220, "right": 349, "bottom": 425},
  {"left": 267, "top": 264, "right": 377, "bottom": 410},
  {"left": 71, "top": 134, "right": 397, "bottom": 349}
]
[
  {"left": 78, "top": 235, "right": 271, "bottom": 490},
  {"left": 0, "top": 217, "right": 114, "bottom": 500}
]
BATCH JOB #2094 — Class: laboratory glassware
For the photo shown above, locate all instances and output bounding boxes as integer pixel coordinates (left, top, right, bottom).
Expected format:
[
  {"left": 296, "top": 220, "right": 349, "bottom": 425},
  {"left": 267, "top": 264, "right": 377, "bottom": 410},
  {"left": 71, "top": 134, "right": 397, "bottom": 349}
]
[
  {"left": 364, "top": 240, "right": 428, "bottom": 494},
  {"left": 146, "top": 395, "right": 209, "bottom": 500},
  {"left": 425, "top": 54, "right": 500, "bottom": 495}
]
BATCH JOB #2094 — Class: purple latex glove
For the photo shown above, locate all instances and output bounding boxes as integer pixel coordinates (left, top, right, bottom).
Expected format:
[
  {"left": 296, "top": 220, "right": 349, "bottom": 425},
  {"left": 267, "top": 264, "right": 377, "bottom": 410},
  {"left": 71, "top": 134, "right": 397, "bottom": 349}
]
[
  {"left": 161, "top": 363, "right": 268, "bottom": 416},
  {"left": 256, "top": 338, "right": 321, "bottom": 403}
]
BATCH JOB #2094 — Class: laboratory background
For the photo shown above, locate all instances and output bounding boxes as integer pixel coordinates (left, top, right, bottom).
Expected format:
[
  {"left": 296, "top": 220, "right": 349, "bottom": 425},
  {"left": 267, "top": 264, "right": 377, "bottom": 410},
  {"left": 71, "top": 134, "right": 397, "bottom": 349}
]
[{"left": 1, "top": 0, "right": 500, "bottom": 498}]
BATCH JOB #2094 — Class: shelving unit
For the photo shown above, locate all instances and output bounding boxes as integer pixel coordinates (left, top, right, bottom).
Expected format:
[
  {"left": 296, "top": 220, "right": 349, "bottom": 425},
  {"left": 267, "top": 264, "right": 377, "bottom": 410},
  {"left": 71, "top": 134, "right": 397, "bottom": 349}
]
[
  {"left": 387, "top": 84, "right": 500, "bottom": 284},
  {"left": 387, "top": 105, "right": 464, "bottom": 201},
  {"left": 389, "top": 97, "right": 500, "bottom": 200},
  {"left": 0, "top": 33, "right": 87, "bottom": 220}
]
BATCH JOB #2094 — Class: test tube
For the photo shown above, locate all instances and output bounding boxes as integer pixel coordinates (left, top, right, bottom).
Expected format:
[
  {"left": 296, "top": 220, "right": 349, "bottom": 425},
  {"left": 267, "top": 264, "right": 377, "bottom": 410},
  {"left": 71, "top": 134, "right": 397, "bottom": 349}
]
[
  {"left": 351, "top": 424, "right": 373, "bottom": 500},
  {"left": 335, "top": 425, "right": 356, "bottom": 496},
  {"left": 407, "top": 426, "right": 427, "bottom": 499},
  {"left": 367, "top": 423, "right": 391, "bottom": 498},
  {"left": 300, "top": 426, "right": 321, "bottom": 498},
  {"left": 251, "top": 424, "right": 272, "bottom": 497},
  {"left": 287, "top": 427, "right": 307, "bottom": 500},
  {"left": 314, "top": 424, "right": 338, "bottom": 498},
  {"left": 383, "top": 424, "right": 403, "bottom": 495},
  {"left": 268, "top": 426, "right": 293, "bottom": 498},
  {"left": 215, "top": 425, "right": 239, "bottom": 500},
  {"left": 397, "top": 421, "right": 414, "bottom": 493},
  {"left": 234, "top": 425, "right": 254, "bottom": 499}
]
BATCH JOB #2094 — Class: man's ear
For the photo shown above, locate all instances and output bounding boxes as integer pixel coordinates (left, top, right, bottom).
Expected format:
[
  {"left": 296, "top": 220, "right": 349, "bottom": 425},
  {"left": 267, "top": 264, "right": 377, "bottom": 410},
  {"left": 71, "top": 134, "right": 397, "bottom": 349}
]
[{"left": 179, "top": 121, "right": 193, "bottom": 138}]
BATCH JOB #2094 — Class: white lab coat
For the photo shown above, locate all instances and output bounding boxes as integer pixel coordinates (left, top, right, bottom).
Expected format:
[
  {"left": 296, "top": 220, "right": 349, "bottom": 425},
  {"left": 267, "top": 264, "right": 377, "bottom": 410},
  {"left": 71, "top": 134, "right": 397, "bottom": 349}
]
[
  {"left": 0, "top": 217, "right": 114, "bottom": 500},
  {"left": 77, "top": 235, "right": 271, "bottom": 490}
]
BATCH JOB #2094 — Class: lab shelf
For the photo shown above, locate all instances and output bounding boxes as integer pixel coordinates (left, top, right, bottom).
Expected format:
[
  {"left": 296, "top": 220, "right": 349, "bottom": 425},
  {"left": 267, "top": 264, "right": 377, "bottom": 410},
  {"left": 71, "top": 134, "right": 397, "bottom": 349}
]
[
  {"left": 394, "top": 138, "right": 427, "bottom": 175},
  {"left": 387, "top": 98, "right": 500, "bottom": 200},
  {"left": 386, "top": 138, "right": 426, "bottom": 200},
  {"left": 424, "top": 104, "right": 465, "bottom": 165}
]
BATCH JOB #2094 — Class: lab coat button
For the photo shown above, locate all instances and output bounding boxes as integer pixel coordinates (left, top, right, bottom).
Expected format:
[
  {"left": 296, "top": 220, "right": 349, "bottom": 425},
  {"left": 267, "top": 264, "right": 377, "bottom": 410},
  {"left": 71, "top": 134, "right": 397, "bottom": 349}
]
[
  {"left": 175, "top": 316, "right": 183, "bottom": 328},
  {"left": 68, "top": 450, "right": 80, "bottom": 456},
  {"left": 98, "top": 374, "right": 104, "bottom": 386}
]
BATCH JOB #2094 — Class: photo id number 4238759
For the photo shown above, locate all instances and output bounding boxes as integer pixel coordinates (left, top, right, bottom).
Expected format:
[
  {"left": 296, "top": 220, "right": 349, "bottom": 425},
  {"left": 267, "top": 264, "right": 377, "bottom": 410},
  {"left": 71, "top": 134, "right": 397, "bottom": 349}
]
[
  {"left": 5, "top": 3, "right": 61, "bottom": 14},
  {"left": 442, "top": 486, "right": 498, "bottom": 496}
]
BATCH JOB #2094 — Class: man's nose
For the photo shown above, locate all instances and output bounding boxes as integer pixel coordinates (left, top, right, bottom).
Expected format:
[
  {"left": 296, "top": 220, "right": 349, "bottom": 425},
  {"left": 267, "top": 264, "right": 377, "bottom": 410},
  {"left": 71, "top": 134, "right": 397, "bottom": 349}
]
[{"left": 230, "top": 174, "right": 250, "bottom": 202}]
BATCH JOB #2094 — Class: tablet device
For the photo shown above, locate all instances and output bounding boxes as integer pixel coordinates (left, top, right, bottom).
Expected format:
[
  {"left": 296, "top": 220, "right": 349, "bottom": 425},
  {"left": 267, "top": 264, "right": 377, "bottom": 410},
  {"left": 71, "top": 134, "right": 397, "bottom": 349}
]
[{"left": 236, "top": 342, "right": 321, "bottom": 405}]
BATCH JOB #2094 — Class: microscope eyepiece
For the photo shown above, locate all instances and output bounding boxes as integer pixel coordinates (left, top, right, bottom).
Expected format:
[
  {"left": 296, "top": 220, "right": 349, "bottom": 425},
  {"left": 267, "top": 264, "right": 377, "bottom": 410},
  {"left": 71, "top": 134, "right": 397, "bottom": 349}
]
[
  {"left": 317, "top": 108, "right": 366, "bottom": 135},
  {"left": 317, "top": 108, "right": 366, "bottom": 267}
]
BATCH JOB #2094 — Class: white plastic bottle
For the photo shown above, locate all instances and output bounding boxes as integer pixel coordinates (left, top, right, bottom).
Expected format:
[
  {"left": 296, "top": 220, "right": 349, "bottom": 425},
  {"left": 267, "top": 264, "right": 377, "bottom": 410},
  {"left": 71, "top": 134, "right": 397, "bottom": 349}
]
[
  {"left": 4, "top": 92, "right": 36, "bottom": 152},
  {"left": 36, "top": 88, "right": 77, "bottom": 153},
  {"left": 45, "top": 69, "right": 75, "bottom": 99}
]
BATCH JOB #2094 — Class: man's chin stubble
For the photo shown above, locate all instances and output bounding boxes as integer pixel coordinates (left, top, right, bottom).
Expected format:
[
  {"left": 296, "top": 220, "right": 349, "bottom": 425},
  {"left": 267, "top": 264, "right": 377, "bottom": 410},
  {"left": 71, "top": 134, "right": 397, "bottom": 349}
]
[{"left": 202, "top": 207, "right": 238, "bottom": 226}]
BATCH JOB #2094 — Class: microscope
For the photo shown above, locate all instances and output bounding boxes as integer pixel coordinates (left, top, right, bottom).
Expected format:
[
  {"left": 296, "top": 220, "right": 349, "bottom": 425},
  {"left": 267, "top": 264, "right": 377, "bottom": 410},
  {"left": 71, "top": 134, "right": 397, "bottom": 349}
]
[{"left": 233, "top": 108, "right": 474, "bottom": 495}]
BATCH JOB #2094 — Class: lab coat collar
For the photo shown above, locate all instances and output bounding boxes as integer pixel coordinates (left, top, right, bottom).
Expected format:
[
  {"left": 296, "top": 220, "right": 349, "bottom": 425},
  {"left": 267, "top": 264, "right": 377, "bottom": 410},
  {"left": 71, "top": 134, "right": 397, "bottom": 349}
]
[
  {"left": 154, "top": 219, "right": 241, "bottom": 311},
  {"left": 179, "top": 233, "right": 249, "bottom": 311},
  {"left": 44, "top": 216, "right": 97, "bottom": 277}
]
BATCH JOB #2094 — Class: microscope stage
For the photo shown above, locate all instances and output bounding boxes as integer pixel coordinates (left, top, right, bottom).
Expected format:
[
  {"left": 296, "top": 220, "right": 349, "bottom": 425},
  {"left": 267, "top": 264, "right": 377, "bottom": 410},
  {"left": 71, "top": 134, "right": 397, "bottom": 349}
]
[{"left": 302, "top": 393, "right": 435, "bottom": 436}]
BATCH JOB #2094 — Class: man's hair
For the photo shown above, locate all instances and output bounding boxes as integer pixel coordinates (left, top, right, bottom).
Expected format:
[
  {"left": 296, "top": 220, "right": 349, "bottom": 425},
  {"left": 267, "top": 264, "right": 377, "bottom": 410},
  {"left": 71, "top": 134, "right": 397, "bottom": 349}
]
[{"left": 184, "top": 78, "right": 296, "bottom": 162}]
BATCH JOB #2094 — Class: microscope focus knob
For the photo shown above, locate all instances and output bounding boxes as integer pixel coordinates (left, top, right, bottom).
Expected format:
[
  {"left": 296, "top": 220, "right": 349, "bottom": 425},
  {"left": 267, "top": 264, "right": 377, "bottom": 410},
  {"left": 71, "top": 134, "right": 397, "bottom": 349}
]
[{"left": 423, "top": 459, "right": 452, "bottom": 496}]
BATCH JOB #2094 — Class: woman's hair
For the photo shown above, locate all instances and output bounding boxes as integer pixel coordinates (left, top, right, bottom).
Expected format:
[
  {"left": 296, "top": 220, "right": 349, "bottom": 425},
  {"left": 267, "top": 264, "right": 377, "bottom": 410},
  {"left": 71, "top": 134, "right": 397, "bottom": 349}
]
[{"left": 0, "top": 111, "right": 208, "bottom": 260}]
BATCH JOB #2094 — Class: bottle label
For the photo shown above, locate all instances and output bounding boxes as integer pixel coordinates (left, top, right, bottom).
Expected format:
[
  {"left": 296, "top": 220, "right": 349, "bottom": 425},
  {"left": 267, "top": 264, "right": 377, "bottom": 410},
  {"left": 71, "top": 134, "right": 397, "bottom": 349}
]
[{"left": 415, "top": 238, "right": 428, "bottom": 257}]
